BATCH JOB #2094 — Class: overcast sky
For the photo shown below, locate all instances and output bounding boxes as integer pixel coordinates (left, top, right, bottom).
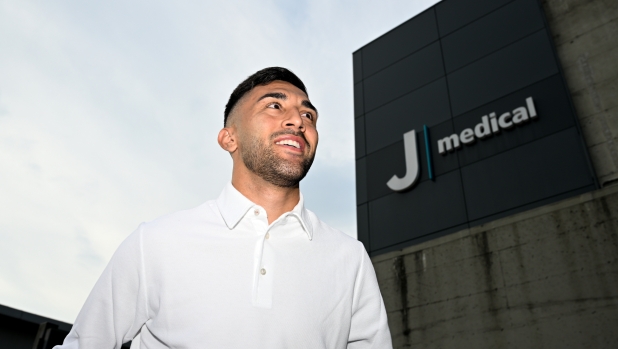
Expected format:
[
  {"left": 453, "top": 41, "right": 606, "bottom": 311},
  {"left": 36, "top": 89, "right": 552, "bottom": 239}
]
[{"left": 0, "top": 0, "right": 439, "bottom": 323}]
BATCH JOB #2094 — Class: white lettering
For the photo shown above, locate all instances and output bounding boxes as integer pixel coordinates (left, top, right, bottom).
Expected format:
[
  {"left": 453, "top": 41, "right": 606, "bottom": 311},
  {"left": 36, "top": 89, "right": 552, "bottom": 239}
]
[
  {"left": 438, "top": 134, "right": 461, "bottom": 154},
  {"left": 498, "top": 112, "right": 513, "bottom": 129},
  {"left": 387, "top": 130, "right": 420, "bottom": 191},
  {"left": 436, "top": 97, "right": 539, "bottom": 155},
  {"left": 489, "top": 112, "right": 500, "bottom": 133},
  {"left": 460, "top": 128, "right": 475, "bottom": 144},
  {"left": 474, "top": 115, "right": 492, "bottom": 139},
  {"left": 512, "top": 106, "right": 529, "bottom": 124},
  {"left": 526, "top": 96, "right": 537, "bottom": 118}
]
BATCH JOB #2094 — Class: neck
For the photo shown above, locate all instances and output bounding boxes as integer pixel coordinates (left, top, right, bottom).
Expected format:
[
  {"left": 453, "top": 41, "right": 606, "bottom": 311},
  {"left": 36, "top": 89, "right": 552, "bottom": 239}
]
[{"left": 231, "top": 166, "right": 300, "bottom": 225}]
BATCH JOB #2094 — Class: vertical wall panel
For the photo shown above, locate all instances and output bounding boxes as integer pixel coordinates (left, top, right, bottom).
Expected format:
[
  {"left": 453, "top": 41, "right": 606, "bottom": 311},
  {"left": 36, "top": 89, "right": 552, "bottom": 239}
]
[
  {"left": 354, "top": 82, "right": 364, "bottom": 118},
  {"left": 365, "top": 78, "right": 451, "bottom": 154},
  {"left": 363, "top": 42, "right": 444, "bottom": 112},
  {"left": 441, "top": 0, "right": 544, "bottom": 72},
  {"left": 461, "top": 128, "right": 593, "bottom": 220},
  {"left": 362, "top": 9, "right": 439, "bottom": 77},
  {"left": 368, "top": 171, "right": 468, "bottom": 251},
  {"left": 353, "top": 51, "right": 363, "bottom": 83},
  {"left": 356, "top": 158, "right": 368, "bottom": 205},
  {"left": 436, "top": 0, "right": 514, "bottom": 36},
  {"left": 356, "top": 204, "right": 370, "bottom": 251},
  {"left": 355, "top": 116, "right": 366, "bottom": 159},
  {"left": 447, "top": 30, "right": 558, "bottom": 116}
]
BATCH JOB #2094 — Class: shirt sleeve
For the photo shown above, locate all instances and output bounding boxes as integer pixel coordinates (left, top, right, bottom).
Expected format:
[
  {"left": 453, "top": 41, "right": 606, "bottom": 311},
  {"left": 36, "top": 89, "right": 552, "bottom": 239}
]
[
  {"left": 348, "top": 242, "right": 393, "bottom": 349},
  {"left": 53, "top": 224, "right": 150, "bottom": 349}
]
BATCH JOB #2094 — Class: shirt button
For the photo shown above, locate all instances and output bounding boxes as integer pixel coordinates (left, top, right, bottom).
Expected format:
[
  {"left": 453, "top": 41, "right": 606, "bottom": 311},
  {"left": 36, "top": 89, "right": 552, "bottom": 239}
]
[
  {"left": 254, "top": 209, "right": 259, "bottom": 216},
  {"left": 260, "top": 268, "right": 266, "bottom": 275},
  {"left": 265, "top": 232, "right": 270, "bottom": 240}
]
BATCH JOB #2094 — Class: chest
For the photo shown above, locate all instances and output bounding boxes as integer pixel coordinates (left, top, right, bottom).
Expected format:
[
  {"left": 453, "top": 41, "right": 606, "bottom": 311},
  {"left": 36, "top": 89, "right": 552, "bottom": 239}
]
[{"left": 144, "top": 231, "right": 356, "bottom": 337}]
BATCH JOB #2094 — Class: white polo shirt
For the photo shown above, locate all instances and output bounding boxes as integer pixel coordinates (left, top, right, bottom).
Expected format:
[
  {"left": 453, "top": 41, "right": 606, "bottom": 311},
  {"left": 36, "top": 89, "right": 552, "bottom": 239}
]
[{"left": 55, "top": 182, "right": 392, "bottom": 349}]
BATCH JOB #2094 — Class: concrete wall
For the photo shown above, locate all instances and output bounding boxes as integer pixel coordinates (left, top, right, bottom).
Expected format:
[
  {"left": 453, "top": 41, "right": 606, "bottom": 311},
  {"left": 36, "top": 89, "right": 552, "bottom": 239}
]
[
  {"left": 374, "top": 0, "right": 618, "bottom": 347},
  {"left": 376, "top": 185, "right": 618, "bottom": 348},
  {"left": 545, "top": 0, "right": 618, "bottom": 185}
]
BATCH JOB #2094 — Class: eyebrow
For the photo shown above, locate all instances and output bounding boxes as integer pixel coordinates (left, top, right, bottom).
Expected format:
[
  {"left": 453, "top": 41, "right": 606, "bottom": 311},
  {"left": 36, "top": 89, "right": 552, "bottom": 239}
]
[
  {"left": 302, "top": 100, "right": 318, "bottom": 116},
  {"left": 257, "top": 92, "right": 318, "bottom": 116},
  {"left": 257, "top": 92, "right": 287, "bottom": 102}
]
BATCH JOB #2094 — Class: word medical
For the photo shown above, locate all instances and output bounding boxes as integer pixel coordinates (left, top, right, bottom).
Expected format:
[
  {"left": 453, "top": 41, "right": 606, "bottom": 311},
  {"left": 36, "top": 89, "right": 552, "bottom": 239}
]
[{"left": 438, "top": 97, "right": 538, "bottom": 155}]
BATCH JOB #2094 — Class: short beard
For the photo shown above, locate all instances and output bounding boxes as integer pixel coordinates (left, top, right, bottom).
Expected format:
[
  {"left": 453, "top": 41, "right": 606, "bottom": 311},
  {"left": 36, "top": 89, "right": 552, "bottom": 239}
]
[{"left": 241, "top": 130, "right": 315, "bottom": 188}]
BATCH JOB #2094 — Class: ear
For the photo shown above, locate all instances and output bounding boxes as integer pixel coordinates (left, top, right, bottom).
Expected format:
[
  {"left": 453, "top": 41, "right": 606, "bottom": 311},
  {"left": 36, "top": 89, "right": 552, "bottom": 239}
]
[{"left": 218, "top": 127, "right": 237, "bottom": 153}]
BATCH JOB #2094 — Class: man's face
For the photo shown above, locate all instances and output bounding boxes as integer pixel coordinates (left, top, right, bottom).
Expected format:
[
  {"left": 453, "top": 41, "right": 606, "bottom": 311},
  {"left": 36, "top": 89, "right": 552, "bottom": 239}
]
[{"left": 233, "top": 81, "right": 319, "bottom": 187}]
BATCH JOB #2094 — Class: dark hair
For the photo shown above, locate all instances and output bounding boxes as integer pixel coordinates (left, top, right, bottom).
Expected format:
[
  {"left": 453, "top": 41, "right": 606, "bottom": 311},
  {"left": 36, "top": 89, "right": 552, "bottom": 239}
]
[{"left": 224, "top": 67, "right": 308, "bottom": 126}]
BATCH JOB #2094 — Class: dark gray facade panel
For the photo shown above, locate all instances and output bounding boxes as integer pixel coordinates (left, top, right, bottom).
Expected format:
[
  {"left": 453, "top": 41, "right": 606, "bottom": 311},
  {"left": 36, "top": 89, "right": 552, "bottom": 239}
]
[
  {"left": 353, "top": 51, "right": 363, "bottom": 83},
  {"left": 0, "top": 316, "right": 37, "bottom": 349},
  {"left": 461, "top": 128, "right": 594, "bottom": 221},
  {"left": 447, "top": 30, "right": 558, "bottom": 116},
  {"left": 355, "top": 116, "right": 366, "bottom": 159},
  {"left": 441, "top": 0, "right": 544, "bottom": 73},
  {"left": 366, "top": 141, "right": 406, "bottom": 201},
  {"left": 0, "top": 304, "right": 80, "bottom": 349},
  {"left": 363, "top": 42, "right": 444, "bottom": 112},
  {"left": 353, "top": 0, "right": 598, "bottom": 255},
  {"left": 357, "top": 204, "right": 370, "bottom": 251},
  {"left": 436, "top": 0, "right": 514, "bottom": 36},
  {"left": 368, "top": 170, "right": 468, "bottom": 250},
  {"left": 452, "top": 75, "right": 575, "bottom": 166},
  {"left": 356, "top": 158, "right": 368, "bottom": 205},
  {"left": 362, "top": 9, "right": 439, "bottom": 78},
  {"left": 354, "top": 82, "right": 364, "bottom": 118},
  {"left": 365, "top": 78, "right": 451, "bottom": 154},
  {"left": 423, "top": 121, "right": 460, "bottom": 178}
]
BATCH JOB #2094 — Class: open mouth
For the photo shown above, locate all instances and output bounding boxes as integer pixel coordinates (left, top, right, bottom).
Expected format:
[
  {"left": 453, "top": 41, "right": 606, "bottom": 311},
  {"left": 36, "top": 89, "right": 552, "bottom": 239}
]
[
  {"left": 272, "top": 131, "right": 308, "bottom": 153},
  {"left": 275, "top": 139, "right": 301, "bottom": 149}
]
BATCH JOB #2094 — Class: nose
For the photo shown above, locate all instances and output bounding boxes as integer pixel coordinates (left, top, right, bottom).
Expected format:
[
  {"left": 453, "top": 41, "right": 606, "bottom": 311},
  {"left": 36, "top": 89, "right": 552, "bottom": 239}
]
[{"left": 282, "top": 108, "right": 304, "bottom": 131}]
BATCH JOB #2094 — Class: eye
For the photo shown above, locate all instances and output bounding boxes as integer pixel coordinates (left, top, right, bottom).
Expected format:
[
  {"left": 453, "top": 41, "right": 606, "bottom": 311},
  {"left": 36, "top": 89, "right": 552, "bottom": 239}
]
[
  {"left": 267, "top": 102, "right": 281, "bottom": 109},
  {"left": 302, "top": 112, "right": 314, "bottom": 121}
]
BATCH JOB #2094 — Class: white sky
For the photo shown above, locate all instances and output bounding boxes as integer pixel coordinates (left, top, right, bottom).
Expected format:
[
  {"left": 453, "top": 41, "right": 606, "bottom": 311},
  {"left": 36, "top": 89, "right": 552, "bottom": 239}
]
[{"left": 0, "top": 0, "right": 439, "bottom": 323}]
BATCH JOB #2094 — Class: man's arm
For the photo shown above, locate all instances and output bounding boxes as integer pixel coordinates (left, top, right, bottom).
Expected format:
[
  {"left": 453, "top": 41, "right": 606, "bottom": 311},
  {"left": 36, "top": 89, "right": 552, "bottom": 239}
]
[
  {"left": 348, "top": 242, "right": 393, "bottom": 349},
  {"left": 54, "top": 224, "right": 150, "bottom": 349}
]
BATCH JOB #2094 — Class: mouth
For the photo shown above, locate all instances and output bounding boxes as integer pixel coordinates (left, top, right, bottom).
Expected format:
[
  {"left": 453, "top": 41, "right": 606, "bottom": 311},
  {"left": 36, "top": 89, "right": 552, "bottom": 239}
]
[
  {"left": 275, "top": 139, "right": 301, "bottom": 149},
  {"left": 273, "top": 134, "right": 307, "bottom": 153}
]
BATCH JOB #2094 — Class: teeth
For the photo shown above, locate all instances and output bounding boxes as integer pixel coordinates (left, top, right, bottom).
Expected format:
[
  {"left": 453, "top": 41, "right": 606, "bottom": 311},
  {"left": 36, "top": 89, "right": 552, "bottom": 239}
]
[{"left": 276, "top": 139, "right": 300, "bottom": 148}]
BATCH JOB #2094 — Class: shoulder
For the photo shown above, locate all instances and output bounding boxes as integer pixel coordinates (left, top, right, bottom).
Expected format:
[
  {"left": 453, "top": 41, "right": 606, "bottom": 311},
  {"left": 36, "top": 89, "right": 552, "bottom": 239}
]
[
  {"left": 303, "top": 208, "right": 366, "bottom": 256},
  {"left": 139, "top": 199, "right": 223, "bottom": 238}
]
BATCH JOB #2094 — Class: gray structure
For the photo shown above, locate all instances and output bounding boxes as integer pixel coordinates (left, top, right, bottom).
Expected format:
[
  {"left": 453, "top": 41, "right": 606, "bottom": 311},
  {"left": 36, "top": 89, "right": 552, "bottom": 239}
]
[
  {"left": 0, "top": 303, "right": 71, "bottom": 349},
  {"left": 0, "top": 303, "right": 131, "bottom": 348},
  {"left": 354, "top": 0, "right": 597, "bottom": 256},
  {"left": 354, "top": 0, "right": 618, "bottom": 348}
]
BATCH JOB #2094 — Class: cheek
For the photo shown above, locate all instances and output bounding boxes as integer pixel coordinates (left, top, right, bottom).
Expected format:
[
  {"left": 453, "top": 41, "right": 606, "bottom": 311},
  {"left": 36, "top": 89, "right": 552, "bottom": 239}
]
[
  {"left": 237, "top": 123, "right": 269, "bottom": 147},
  {"left": 308, "top": 129, "right": 319, "bottom": 148},
  {"left": 247, "top": 119, "right": 276, "bottom": 141}
]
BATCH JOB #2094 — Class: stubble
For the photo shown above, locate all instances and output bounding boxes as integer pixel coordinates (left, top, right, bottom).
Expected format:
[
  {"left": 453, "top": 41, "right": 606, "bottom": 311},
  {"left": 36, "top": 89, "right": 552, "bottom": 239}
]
[{"left": 241, "top": 130, "right": 315, "bottom": 188}]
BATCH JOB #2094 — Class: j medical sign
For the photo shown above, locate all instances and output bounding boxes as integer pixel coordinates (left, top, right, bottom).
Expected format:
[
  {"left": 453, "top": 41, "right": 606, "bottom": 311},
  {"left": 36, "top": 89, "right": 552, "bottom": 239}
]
[
  {"left": 388, "top": 97, "right": 538, "bottom": 192},
  {"left": 353, "top": 0, "right": 597, "bottom": 256}
]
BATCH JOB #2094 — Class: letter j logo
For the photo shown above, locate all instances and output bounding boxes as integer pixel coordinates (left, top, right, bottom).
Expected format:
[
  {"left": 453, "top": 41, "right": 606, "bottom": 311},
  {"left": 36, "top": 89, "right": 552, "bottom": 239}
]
[
  {"left": 387, "top": 129, "right": 420, "bottom": 192},
  {"left": 387, "top": 126, "right": 433, "bottom": 192}
]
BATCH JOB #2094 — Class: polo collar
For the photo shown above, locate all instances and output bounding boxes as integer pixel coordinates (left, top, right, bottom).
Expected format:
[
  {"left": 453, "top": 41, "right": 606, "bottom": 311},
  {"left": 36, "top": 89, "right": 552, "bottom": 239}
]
[{"left": 216, "top": 182, "right": 313, "bottom": 240}]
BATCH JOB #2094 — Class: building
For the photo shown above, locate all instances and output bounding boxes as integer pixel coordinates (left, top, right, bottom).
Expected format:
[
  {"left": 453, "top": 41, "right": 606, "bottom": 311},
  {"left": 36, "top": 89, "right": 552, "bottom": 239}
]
[
  {"left": 0, "top": 303, "right": 71, "bottom": 349},
  {"left": 353, "top": 0, "right": 618, "bottom": 347},
  {"left": 0, "top": 304, "right": 131, "bottom": 348}
]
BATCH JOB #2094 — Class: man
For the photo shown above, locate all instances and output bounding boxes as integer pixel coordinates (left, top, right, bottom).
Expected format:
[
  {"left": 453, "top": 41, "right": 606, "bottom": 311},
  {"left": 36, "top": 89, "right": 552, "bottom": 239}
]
[{"left": 55, "top": 67, "right": 392, "bottom": 348}]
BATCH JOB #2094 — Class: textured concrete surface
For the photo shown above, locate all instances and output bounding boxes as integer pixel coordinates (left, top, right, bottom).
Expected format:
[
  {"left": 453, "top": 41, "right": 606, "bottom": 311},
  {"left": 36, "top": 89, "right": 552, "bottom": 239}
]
[
  {"left": 374, "top": 185, "right": 618, "bottom": 348},
  {"left": 543, "top": 0, "right": 618, "bottom": 185}
]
